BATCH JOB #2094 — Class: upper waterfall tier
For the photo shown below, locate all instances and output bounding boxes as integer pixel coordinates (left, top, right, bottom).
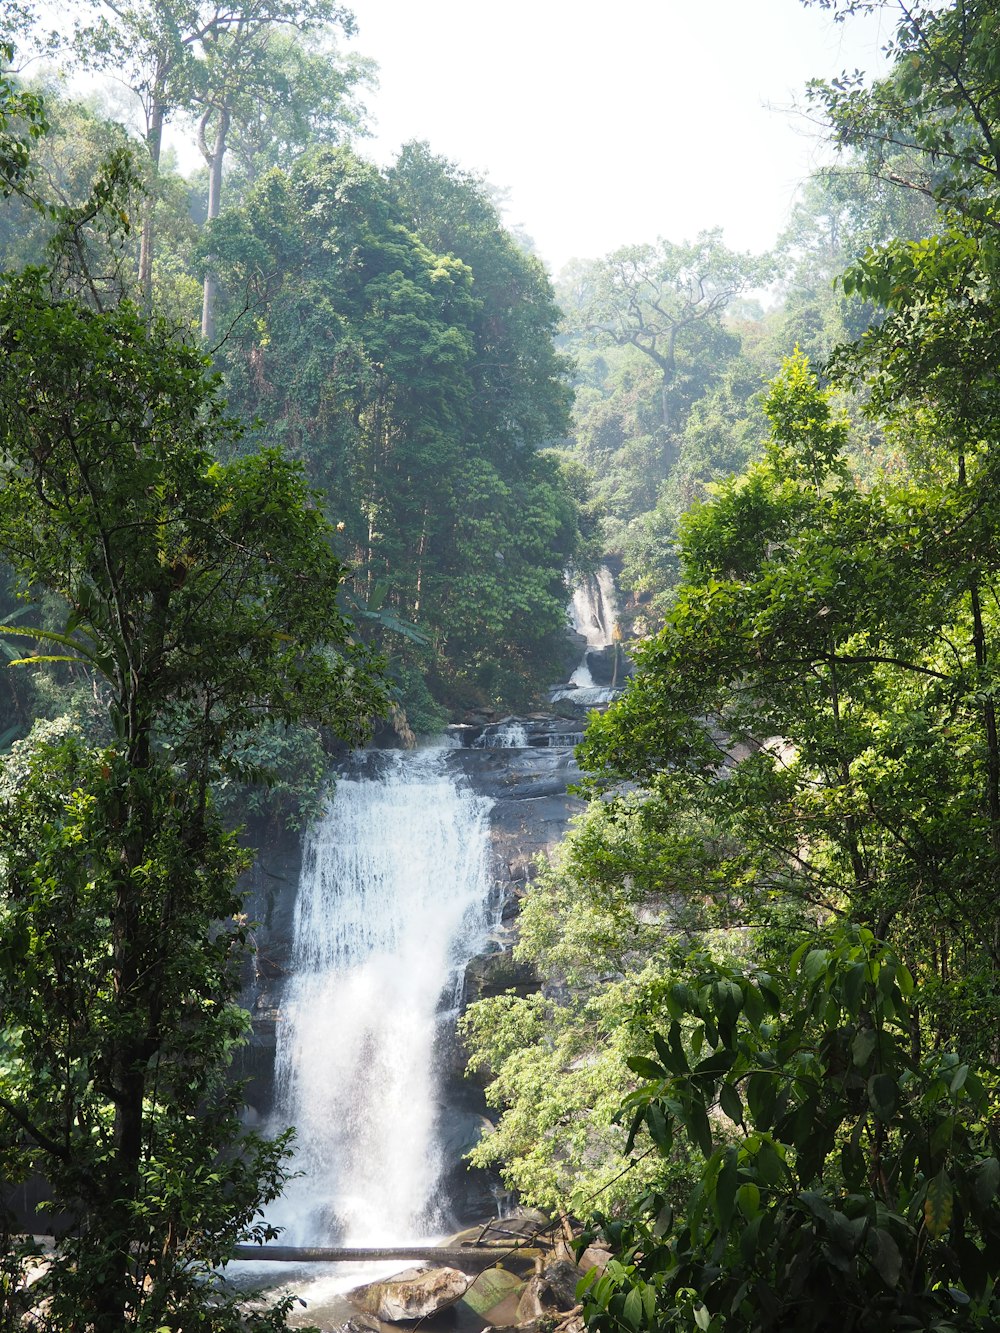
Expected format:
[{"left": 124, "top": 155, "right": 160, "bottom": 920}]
[{"left": 553, "top": 566, "right": 624, "bottom": 705}]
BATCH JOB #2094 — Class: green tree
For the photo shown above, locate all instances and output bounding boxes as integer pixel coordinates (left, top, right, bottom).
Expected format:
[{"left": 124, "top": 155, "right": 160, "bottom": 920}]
[
  {"left": 0, "top": 262, "right": 385, "bottom": 1326},
  {"left": 211, "top": 145, "right": 580, "bottom": 716},
  {"left": 775, "top": 157, "right": 938, "bottom": 366},
  {"left": 808, "top": 0, "right": 1000, "bottom": 226},
  {"left": 223, "top": 28, "right": 374, "bottom": 189},
  {"left": 0, "top": 38, "right": 46, "bottom": 200},
  {"left": 70, "top": 0, "right": 354, "bottom": 301},
  {"left": 582, "top": 351, "right": 1000, "bottom": 1042},
  {"left": 564, "top": 232, "right": 770, "bottom": 438},
  {"left": 192, "top": 20, "right": 369, "bottom": 339},
  {"left": 462, "top": 791, "right": 718, "bottom": 1215}
]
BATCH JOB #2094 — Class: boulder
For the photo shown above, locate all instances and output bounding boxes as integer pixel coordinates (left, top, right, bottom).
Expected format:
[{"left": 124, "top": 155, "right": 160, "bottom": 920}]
[
  {"left": 460, "top": 1264, "right": 525, "bottom": 1317},
  {"left": 541, "top": 1257, "right": 585, "bottom": 1308},
  {"left": 514, "top": 1258, "right": 585, "bottom": 1323},
  {"left": 578, "top": 1244, "right": 612, "bottom": 1274},
  {"left": 347, "top": 1266, "right": 469, "bottom": 1323},
  {"left": 477, "top": 1209, "right": 549, "bottom": 1243}
]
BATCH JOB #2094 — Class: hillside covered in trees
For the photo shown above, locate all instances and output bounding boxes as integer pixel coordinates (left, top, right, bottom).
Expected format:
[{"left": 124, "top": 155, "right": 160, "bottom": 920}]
[{"left": 4, "top": 0, "right": 1000, "bottom": 1328}]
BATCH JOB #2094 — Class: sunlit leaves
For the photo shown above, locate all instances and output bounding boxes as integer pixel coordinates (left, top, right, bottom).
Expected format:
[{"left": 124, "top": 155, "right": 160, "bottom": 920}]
[{"left": 580, "top": 924, "right": 1000, "bottom": 1332}]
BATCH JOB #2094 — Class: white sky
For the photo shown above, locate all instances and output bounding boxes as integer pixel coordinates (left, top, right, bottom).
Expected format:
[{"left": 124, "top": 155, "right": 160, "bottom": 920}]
[{"left": 340, "top": 0, "right": 895, "bottom": 274}]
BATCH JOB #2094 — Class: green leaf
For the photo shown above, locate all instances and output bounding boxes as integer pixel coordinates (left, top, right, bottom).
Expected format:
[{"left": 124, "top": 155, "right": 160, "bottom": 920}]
[
  {"left": 688, "top": 1094, "right": 714, "bottom": 1156},
  {"left": 652, "top": 1203, "right": 673, "bottom": 1239},
  {"left": 802, "top": 948, "right": 831, "bottom": 984},
  {"left": 622, "top": 1284, "right": 644, "bottom": 1330},
  {"left": 867, "top": 1073, "right": 899, "bottom": 1120},
  {"left": 652, "top": 1029, "right": 674, "bottom": 1069},
  {"left": 711, "top": 978, "right": 743, "bottom": 1026},
  {"left": 743, "top": 983, "right": 764, "bottom": 1029},
  {"left": 747, "top": 1071, "right": 777, "bottom": 1130},
  {"left": 624, "top": 1107, "right": 644, "bottom": 1155},
  {"left": 644, "top": 1101, "right": 672, "bottom": 1154},
  {"left": 851, "top": 1027, "right": 878, "bottom": 1068},
  {"left": 924, "top": 1168, "right": 954, "bottom": 1240},
  {"left": 789, "top": 940, "right": 812, "bottom": 973},
  {"left": 737, "top": 1182, "right": 760, "bottom": 1220},
  {"left": 719, "top": 1081, "right": 743, "bottom": 1126},
  {"left": 715, "top": 1151, "right": 738, "bottom": 1230},
  {"left": 843, "top": 961, "right": 867, "bottom": 1010},
  {"left": 693, "top": 1049, "right": 736, "bottom": 1079},
  {"left": 841, "top": 1140, "right": 867, "bottom": 1191},
  {"left": 627, "top": 1055, "right": 666, "bottom": 1081},
  {"left": 664, "top": 1020, "right": 690, "bottom": 1074},
  {"left": 755, "top": 1140, "right": 786, "bottom": 1187},
  {"left": 739, "top": 1212, "right": 763, "bottom": 1264},
  {"left": 799, "top": 1191, "right": 835, "bottom": 1227},
  {"left": 973, "top": 1157, "right": 1000, "bottom": 1207},
  {"left": 930, "top": 1115, "right": 955, "bottom": 1157},
  {"left": 868, "top": 1227, "right": 902, "bottom": 1289}
]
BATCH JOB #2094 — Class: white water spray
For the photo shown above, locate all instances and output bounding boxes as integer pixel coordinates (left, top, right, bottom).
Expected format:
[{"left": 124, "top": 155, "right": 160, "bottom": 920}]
[
  {"left": 269, "top": 747, "right": 494, "bottom": 1247},
  {"left": 473, "top": 720, "right": 529, "bottom": 748}
]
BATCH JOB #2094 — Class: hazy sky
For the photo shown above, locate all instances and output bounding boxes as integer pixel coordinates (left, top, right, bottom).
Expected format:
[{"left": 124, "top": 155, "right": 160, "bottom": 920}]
[{"left": 340, "top": 0, "right": 894, "bottom": 274}]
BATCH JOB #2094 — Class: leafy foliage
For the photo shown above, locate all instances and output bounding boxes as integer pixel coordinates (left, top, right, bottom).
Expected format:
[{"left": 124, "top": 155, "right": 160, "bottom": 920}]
[
  {"left": 211, "top": 145, "right": 581, "bottom": 715},
  {"left": 0, "top": 735, "right": 299, "bottom": 1330},
  {"left": 581, "top": 350, "right": 1000, "bottom": 1047},
  {"left": 580, "top": 926, "right": 1000, "bottom": 1333}
]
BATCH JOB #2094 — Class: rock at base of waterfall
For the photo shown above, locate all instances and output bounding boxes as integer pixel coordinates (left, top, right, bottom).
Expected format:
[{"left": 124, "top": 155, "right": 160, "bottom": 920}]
[
  {"left": 334, "top": 1319, "right": 382, "bottom": 1333},
  {"left": 487, "top": 1208, "right": 549, "bottom": 1240},
  {"left": 489, "top": 1317, "right": 584, "bottom": 1333},
  {"left": 578, "top": 1243, "right": 612, "bottom": 1274},
  {"left": 460, "top": 1263, "right": 525, "bottom": 1317},
  {"left": 514, "top": 1259, "right": 586, "bottom": 1323},
  {"left": 347, "top": 1266, "right": 470, "bottom": 1322}
]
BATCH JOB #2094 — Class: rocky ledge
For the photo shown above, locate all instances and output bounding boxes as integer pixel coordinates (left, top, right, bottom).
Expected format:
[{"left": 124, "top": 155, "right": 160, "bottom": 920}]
[{"left": 329, "top": 1213, "right": 611, "bottom": 1333}]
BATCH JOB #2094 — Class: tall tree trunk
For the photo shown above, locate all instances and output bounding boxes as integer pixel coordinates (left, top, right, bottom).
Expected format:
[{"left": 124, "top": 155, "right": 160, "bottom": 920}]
[
  {"left": 139, "top": 82, "right": 166, "bottom": 308},
  {"left": 958, "top": 449, "right": 1000, "bottom": 966},
  {"left": 200, "top": 104, "right": 231, "bottom": 342}
]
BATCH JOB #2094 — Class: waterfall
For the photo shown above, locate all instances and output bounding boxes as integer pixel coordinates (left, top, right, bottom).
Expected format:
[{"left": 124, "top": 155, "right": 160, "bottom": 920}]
[
  {"left": 269, "top": 747, "right": 494, "bottom": 1247},
  {"left": 570, "top": 567, "right": 619, "bottom": 656},
  {"left": 553, "top": 567, "right": 622, "bottom": 704},
  {"left": 473, "top": 720, "right": 528, "bottom": 748}
]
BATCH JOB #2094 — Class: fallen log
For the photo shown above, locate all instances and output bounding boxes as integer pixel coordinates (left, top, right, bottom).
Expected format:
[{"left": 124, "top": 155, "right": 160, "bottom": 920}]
[{"left": 230, "top": 1244, "right": 540, "bottom": 1267}]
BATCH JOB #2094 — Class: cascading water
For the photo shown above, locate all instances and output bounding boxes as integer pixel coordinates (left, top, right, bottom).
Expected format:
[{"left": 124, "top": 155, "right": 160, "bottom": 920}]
[
  {"left": 552, "top": 566, "right": 622, "bottom": 706},
  {"left": 473, "top": 720, "right": 529, "bottom": 748},
  {"left": 268, "top": 746, "right": 495, "bottom": 1247}
]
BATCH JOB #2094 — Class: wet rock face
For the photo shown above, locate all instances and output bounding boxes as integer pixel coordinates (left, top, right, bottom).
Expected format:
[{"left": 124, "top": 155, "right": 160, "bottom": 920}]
[
  {"left": 448, "top": 743, "right": 585, "bottom": 911},
  {"left": 461, "top": 948, "right": 539, "bottom": 1005},
  {"left": 234, "top": 818, "right": 305, "bottom": 1122},
  {"left": 584, "top": 644, "right": 630, "bottom": 687}
]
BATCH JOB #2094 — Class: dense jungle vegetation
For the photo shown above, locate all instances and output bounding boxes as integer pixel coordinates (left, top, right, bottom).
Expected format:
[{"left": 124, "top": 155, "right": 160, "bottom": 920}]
[
  {"left": 3, "top": 0, "right": 1000, "bottom": 1327},
  {"left": 464, "top": 4, "right": 1000, "bottom": 1330}
]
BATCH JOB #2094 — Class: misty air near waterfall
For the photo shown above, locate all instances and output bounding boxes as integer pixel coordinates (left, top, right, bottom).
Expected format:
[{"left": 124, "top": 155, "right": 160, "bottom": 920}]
[{"left": 5, "top": 1, "right": 1000, "bottom": 1329}]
